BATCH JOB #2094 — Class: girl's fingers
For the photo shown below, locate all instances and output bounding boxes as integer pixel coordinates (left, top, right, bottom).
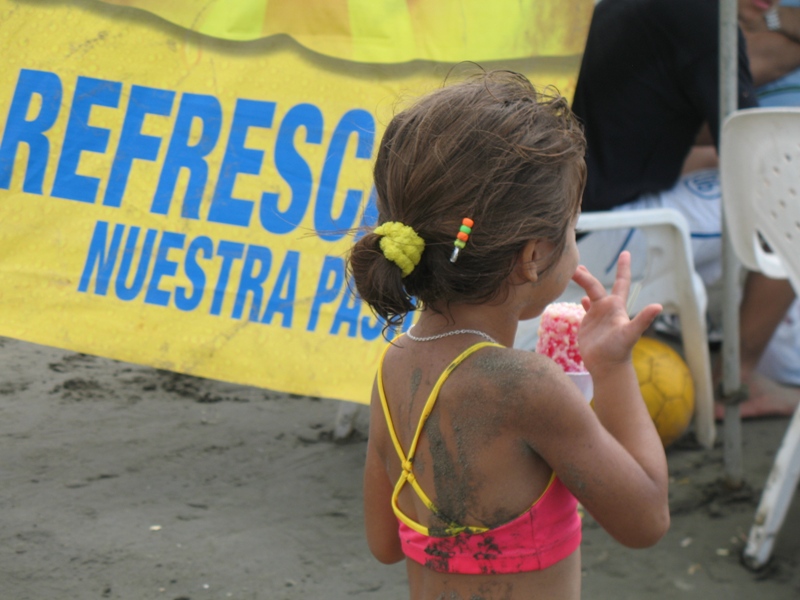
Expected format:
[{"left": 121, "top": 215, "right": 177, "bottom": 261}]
[
  {"left": 572, "top": 265, "right": 607, "bottom": 303},
  {"left": 610, "top": 251, "right": 632, "bottom": 300},
  {"left": 630, "top": 303, "right": 663, "bottom": 336}
]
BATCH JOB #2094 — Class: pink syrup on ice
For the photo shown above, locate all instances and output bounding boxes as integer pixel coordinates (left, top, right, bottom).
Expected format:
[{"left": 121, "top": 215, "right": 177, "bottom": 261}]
[{"left": 535, "top": 302, "right": 586, "bottom": 373}]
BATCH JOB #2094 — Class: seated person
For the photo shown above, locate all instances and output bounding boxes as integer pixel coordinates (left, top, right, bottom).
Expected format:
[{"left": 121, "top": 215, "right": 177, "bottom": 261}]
[{"left": 570, "top": 0, "right": 800, "bottom": 418}]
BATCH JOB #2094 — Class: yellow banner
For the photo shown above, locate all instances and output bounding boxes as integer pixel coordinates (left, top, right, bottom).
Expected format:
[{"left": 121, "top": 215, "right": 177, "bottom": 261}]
[
  {"left": 0, "top": 0, "right": 592, "bottom": 403},
  {"left": 99, "top": 0, "right": 591, "bottom": 63}
]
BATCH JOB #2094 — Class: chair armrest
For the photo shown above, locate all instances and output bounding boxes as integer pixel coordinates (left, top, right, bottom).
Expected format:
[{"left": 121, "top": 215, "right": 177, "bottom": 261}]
[{"left": 578, "top": 208, "right": 691, "bottom": 232}]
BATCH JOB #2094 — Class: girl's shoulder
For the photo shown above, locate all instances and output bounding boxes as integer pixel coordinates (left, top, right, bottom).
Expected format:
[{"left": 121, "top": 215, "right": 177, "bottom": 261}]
[
  {"left": 466, "top": 345, "right": 563, "bottom": 381},
  {"left": 379, "top": 341, "right": 581, "bottom": 415},
  {"left": 447, "top": 345, "right": 577, "bottom": 412}
]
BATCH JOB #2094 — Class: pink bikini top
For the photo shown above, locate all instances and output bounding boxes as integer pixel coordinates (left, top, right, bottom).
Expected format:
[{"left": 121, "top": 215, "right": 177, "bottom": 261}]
[{"left": 377, "top": 341, "right": 582, "bottom": 575}]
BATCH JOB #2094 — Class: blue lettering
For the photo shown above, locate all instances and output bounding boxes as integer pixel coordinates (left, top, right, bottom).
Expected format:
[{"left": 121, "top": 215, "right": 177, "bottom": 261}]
[
  {"left": 331, "top": 284, "right": 361, "bottom": 338},
  {"left": 361, "top": 310, "right": 412, "bottom": 342},
  {"left": 208, "top": 99, "right": 275, "bottom": 227},
  {"left": 115, "top": 226, "right": 157, "bottom": 301},
  {"left": 104, "top": 85, "right": 175, "bottom": 208},
  {"left": 231, "top": 245, "right": 272, "bottom": 320},
  {"left": 175, "top": 235, "right": 213, "bottom": 312},
  {"left": 0, "top": 69, "right": 63, "bottom": 193},
  {"left": 315, "top": 109, "right": 375, "bottom": 241},
  {"left": 307, "top": 256, "right": 345, "bottom": 332},
  {"left": 51, "top": 76, "right": 121, "bottom": 203},
  {"left": 77, "top": 220, "right": 124, "bottom": 295},
  {"left": 144, "top": 231, "right": 185, "bottom": 307},
  {"left": 151, "top": 93, "right": 221, "bottom": 218},
  {"left": 360, "top": 303, "right": 387, "bottom": 342},
  {"left": 210, "top": 241, "right": 244, "bottom": 315},
  {"left": 261, "top": 250, "right": 299, "bottom": 327},
  {"left": 259, "top": 103, "right": 322, "bottom": 234}
]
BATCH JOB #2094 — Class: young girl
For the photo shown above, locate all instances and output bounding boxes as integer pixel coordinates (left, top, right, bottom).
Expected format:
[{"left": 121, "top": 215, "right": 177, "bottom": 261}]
[{"left": 349, "top": 71, "right": 670, "bottom": 600}]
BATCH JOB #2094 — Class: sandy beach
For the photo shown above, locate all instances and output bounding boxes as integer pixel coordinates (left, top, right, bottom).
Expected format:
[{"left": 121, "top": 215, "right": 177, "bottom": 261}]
[{"left": 1, "top": 335, "right": 799, "bottom": 600}]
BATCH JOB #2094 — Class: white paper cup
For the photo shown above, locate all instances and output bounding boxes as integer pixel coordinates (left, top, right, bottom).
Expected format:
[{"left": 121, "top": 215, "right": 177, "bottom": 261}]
[{"left": 566, "top": 371, "right": 593, "bottom": 403}]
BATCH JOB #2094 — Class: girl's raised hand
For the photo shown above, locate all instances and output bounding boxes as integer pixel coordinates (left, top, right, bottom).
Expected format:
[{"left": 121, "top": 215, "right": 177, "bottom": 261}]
[{"left": 571, "top": 251, "right": 662, "bottom": 372}]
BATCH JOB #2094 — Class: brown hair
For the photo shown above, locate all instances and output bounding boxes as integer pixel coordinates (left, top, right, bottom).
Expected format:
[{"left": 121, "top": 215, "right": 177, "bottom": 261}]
[{"left": 348, "top": 70, "right": 586, "bottom": 330}]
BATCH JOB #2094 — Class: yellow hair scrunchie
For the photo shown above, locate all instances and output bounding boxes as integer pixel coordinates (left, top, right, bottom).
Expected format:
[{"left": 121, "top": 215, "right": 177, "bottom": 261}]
[{"left": 373, "top": 221, "right": 425, "bottom": 277}]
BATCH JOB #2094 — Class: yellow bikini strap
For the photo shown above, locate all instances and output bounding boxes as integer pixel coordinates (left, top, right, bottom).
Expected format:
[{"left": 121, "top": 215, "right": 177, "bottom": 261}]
[
  {"left": 404, "top": 341, "right": 500, "bottom": 464},
  {"left": 377, "top": 339, "right": 502, "bottom": 536},
  {"left": 377, "top": 340, "right": 407, "bottom": 467}
]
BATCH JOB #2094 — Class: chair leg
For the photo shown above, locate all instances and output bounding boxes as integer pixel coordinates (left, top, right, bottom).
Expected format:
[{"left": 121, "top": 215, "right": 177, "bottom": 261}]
[
  {"left": 742, "top": 405, "right": 800, "bottom": 569},
  {"left": 677, "top": 301, "right": 716, "bottom": 449}
]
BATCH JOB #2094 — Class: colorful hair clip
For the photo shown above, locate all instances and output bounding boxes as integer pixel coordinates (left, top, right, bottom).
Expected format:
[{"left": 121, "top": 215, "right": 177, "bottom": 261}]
[{"left": 449, "top": 218, "right": 474, "bottom": 263}]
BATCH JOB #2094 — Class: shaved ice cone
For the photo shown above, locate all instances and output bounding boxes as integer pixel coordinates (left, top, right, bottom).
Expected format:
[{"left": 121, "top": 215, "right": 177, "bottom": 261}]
[
  {"left": 536, "top": 302, "right": 593, "bottom": 401},
  {"left": 536, "top": 302, "right": 586, "bottom": 372}
]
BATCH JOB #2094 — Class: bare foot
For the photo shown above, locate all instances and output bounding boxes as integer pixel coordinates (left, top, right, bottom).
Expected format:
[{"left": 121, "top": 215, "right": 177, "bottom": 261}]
[{"left": 714, "top": 372, "right": 800, "bottom": 420}]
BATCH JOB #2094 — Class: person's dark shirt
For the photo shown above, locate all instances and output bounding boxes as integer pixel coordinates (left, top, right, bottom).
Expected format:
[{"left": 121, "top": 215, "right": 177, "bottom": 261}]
[{"left": 572, "top": 0, "right": 758, "bottom": 212}]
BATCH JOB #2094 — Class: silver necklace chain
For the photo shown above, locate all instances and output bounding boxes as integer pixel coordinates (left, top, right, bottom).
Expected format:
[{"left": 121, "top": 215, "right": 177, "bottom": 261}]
[{"left": 405, "top": 326, "right": 498, "bottom": 344}]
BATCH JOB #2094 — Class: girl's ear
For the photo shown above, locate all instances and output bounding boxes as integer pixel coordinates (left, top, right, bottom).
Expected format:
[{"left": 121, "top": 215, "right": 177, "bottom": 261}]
[
  {"left": 516, "top": 239, "right": 557, "bottom": 283},
  {"left": 517, "top": 239, "right": 540, "bottom": 283}
]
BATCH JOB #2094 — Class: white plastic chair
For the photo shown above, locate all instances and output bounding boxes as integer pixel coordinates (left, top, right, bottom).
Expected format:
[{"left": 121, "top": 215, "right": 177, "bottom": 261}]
[
  {"left": 515, "top": 208, "right": 716, "bottom": 449},
  {"left": 720, "top": 107, "right": 800, "bottom": 570}
]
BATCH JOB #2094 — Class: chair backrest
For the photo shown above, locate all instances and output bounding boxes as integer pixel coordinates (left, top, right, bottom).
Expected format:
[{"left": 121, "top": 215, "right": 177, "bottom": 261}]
[
  {"left": 571, "top": 208, "right": 707, "bottom": 317},
  {"left": 720, "top": 108, "right": 800, "bottom": 293}
]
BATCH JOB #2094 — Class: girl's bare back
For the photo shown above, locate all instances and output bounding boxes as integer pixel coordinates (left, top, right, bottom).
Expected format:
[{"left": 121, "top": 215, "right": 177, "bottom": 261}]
[{"left": 372, "top": 338, "right": 583, "bottom": 599}]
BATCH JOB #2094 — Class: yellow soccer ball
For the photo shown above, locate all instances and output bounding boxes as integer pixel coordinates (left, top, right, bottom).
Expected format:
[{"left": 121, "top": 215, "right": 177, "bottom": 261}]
[{"left": 632, "top": 337, "right": 695, "bottom": 447}]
